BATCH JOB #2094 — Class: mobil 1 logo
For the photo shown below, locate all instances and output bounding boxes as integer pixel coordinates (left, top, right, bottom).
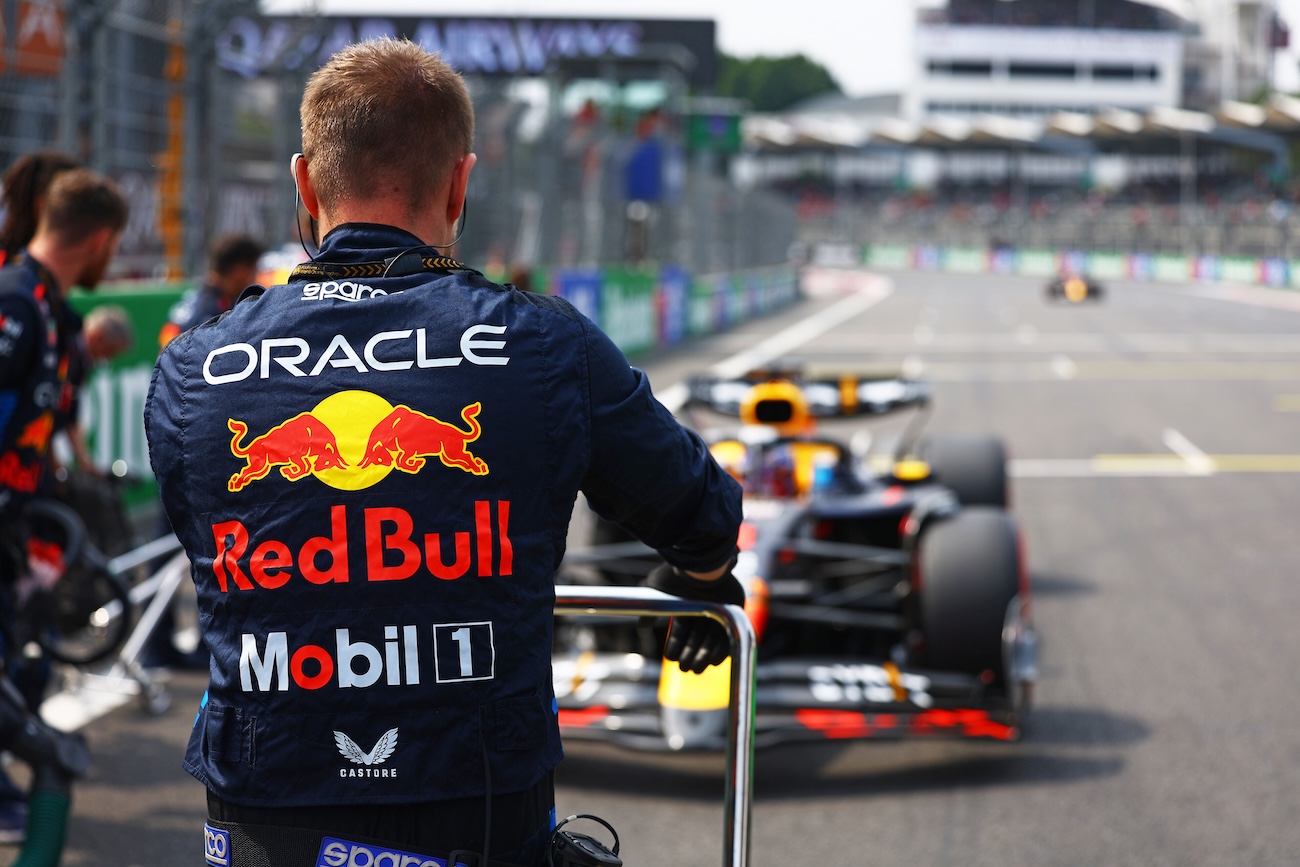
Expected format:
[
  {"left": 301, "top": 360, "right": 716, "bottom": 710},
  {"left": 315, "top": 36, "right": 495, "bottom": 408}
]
[{"left": 433, "top": 621, "right": 495, "bottom": 683}]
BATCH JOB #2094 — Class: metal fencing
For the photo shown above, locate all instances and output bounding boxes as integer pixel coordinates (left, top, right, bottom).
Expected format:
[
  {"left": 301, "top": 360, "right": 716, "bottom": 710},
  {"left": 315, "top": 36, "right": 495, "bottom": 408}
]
[{"left": 0, "top": 3, "right": 794, "bottom": 281}]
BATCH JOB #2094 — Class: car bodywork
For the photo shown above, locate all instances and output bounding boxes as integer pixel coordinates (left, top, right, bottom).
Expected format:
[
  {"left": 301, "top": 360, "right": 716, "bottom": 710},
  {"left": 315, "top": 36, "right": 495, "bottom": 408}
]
[
  {"left": 1046, "top": 275, "right": 1104, "bottom": 302},
  {"left": 554, "top": 366, "right": 1038, "bottom": 751}
]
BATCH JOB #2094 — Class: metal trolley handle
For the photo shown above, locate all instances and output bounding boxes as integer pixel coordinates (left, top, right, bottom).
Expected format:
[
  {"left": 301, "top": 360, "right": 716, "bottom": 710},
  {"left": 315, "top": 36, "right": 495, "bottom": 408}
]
[{"left": 554, "top": 585, "right": 756, "bottom": 867}]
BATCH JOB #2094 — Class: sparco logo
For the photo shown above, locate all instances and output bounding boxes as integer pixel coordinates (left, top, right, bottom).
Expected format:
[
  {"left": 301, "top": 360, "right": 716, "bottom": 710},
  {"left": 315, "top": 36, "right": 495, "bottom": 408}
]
[
  {"left": 335, "top": 727, "right": 398, "bottom": 777},
  {"left": 316, "top": 837, "right": 444, "bottom": 867},
  {"left": 302, "top": 281, "right": 387, "bottom": 302}
]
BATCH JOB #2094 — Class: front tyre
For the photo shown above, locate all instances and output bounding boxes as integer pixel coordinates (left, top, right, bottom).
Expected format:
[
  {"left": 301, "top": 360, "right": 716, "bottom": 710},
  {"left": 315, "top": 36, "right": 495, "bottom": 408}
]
[{"left": 916, "top": 507, "right": 1022, "bottom": 689}]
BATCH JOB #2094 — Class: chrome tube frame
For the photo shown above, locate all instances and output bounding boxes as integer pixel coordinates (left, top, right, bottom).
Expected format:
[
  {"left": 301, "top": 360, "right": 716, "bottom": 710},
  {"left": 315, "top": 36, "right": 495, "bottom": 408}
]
[{"left": 554, "top": 585, "right": 756, "bottom": 867}]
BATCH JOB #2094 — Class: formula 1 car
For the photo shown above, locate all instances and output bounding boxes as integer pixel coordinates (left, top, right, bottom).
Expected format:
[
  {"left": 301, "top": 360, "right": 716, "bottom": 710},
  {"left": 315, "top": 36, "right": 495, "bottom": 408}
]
[
  {"left": 1046, "top": 274, "right": 1104, "bottom": 303},
  {"left": 553, "top": 363, "right": 1037, "bottom": 751}
]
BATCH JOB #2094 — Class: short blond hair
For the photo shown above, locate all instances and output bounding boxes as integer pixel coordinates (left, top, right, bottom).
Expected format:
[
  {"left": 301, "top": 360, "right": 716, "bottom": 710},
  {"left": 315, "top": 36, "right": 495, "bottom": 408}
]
[{"left": 300, "top": 38, "right": 475, "bottom": 216}]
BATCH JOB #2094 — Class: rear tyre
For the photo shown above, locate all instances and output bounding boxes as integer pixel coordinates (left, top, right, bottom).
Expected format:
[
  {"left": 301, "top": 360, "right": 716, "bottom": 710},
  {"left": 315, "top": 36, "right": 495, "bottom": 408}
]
[
  {"left": 919, "top": 434, "right": 1008, "bottom": 508},
  {"left": 916, "top": 507, "right": 1020, "bottom": 687}
]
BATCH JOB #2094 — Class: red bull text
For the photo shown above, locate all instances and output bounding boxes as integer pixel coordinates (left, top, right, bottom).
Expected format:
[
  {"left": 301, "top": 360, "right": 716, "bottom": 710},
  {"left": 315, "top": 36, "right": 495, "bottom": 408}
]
[{"left": 211, "top": 500, "right": 513, "bottom": 592}]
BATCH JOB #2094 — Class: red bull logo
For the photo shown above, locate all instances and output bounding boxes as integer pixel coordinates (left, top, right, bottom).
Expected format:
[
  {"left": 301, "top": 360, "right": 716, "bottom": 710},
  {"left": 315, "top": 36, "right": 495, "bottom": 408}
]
[
  {"left": 227, "top": 391, "right": 488, "bottom": 492},
  {"left": 358, "top": 403, "right": 487, "bottom": 476},
  {"left": 16, "top": 412, "right": 53, "bottom": 452},
  {"left": 228, "top": 413, "right": 348, "bottom": 492}
]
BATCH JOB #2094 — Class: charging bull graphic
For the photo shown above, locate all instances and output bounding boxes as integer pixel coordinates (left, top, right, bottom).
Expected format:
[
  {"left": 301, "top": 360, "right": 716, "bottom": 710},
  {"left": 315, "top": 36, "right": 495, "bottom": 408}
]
[
  {"left": 227, "top": 412, "right": 349, "bottom": 492},
  {"left": 358, "top": 402, "right": 488, "bottom": 476},
  {"left": 225, "top": 392, "right": 489, "bottom": 493},
  {"left": 15, "top": 412, "right": 54, "bottom": 452}
]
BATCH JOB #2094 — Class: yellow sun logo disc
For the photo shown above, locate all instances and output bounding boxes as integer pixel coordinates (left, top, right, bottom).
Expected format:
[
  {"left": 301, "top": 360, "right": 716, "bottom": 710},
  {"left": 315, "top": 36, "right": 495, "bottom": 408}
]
[{"left": 310, "top": 390, "right": 398, "bottom": 491}]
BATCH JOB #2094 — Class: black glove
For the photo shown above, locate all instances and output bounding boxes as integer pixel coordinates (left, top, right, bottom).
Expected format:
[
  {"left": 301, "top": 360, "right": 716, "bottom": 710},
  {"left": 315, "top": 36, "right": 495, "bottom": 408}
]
[{"left": 646, "top": 561, "right": 745, "bottom": 674}]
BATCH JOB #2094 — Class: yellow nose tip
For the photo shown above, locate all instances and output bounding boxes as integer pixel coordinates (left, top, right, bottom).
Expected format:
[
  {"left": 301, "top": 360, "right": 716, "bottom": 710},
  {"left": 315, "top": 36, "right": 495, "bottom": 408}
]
[{"left": 892, "top": 459, "right": 932, "bottom": 482}]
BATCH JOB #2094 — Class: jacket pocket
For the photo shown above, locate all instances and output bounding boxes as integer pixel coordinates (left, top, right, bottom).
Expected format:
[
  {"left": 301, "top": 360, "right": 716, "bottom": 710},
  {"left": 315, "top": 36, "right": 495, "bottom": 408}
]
[
  {"left": 204, "top": 705, "right": 251, "bottom": 764},
  {"left": 492, "top": 692, "right": 548, "bottom": 751}
]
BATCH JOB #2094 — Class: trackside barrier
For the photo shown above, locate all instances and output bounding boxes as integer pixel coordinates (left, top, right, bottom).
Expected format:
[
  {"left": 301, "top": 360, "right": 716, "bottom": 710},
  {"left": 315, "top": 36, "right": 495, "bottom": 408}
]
[
  {"left": 554, "top": 585, "right": 757, "bottom": 867},
  {"left": 857, "top": 242, "right": 1300, "bottom": 290}
]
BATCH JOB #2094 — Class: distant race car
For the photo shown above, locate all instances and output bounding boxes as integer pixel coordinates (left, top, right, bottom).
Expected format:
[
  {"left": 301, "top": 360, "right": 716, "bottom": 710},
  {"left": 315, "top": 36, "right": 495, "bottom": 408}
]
[
  {"left": 1046, "top": 275, "right": 1104, "bottom": 303},
  {"left": 554, "top": 363, "right": 1038, "bottom": 751}
]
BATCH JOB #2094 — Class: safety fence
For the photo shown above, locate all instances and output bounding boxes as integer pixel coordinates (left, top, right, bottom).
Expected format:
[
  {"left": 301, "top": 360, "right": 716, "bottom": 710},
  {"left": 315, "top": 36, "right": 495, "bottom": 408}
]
[
  {"left": 809, "top": 241, "right": 1300, "bottom": 290},
  {"left": 65, "top": 262, "right": 800, "bottom": 505}
]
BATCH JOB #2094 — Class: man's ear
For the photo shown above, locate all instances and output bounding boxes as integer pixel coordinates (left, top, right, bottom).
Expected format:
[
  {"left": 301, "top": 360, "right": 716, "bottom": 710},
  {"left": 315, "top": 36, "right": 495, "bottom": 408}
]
[
  {"left": 446, "top": 153, "right": 477, "bottom": 226},
  {"left": 85, "top": 226, "right": 114, "bottom": 258},
  {"left": 292, "top": 153, "right": 320, "bottom": 219}
]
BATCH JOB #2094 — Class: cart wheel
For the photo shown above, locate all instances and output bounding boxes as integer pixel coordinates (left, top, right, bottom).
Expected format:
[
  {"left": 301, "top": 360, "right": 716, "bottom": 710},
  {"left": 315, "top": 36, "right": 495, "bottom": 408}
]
[
  {"left": 37, "top": 566, "right": 134, "bottom": 666},
  {"left": 919, "top": 434, "right": 1008, "bottom": 508},
  {"left": 916, "top": 507, "right": 1020, "bottom": 687}
]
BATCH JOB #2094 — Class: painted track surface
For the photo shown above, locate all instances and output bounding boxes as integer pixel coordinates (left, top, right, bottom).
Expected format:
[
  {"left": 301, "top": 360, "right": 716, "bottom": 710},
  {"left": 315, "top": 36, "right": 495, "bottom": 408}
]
[{"left": 9, "top": 270, "right": 1300, "bottom": 866}]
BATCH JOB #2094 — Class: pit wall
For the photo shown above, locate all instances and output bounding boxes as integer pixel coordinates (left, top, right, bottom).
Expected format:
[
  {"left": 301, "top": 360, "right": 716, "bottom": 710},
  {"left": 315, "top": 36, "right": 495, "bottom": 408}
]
[
  {"left": 844, "top": 243, "right": 1299, "bottom": 289},
  {"left": 67, "top": 263, "right": 801, "bottom": 496}
]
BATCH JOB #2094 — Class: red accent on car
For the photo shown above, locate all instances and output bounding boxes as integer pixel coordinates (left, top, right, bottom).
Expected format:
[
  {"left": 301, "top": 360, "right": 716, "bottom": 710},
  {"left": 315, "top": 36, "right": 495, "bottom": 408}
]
[
  {"left": 558, "top": 707, "right": 610, "bottom": 727},
  {"left": 737, "top": 522, "right": 758, "bottom": 551}
]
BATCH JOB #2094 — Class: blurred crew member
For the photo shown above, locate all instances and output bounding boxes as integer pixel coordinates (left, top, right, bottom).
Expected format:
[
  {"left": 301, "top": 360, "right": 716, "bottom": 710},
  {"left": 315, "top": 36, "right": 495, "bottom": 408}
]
[
  {"left": 0, "top": 151, "right": 81, "bottom": 267},
  {"left": 0, "top": 169, "right": 126, "bottom": 841},
  {"left": 157, "top": 233, "right": 263, "bottom": 350},
  {"left": 145, "top": 38, "right": 742, "bottom": 867},
  {"left": 0, "top": 168, "right": 127, "bottom": 550}
]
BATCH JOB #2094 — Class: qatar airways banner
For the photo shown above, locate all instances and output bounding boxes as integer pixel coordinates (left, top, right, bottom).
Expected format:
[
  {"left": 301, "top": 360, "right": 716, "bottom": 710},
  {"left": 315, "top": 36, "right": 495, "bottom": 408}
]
[{"left": 215, "top": 15, "right": 717, "bottom": 86}]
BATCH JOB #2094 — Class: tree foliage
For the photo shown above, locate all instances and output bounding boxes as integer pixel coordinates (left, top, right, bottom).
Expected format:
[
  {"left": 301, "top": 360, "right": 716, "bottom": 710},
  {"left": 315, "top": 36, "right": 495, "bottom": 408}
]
[{"left": 715, "top": 53, "right": 842, "bottom": 113}]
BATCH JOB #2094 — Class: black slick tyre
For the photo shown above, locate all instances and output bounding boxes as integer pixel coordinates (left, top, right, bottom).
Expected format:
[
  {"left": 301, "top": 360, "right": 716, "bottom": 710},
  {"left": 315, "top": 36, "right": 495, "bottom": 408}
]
[
  {"left": 919, "top": 434, "right": 1009, "bottom": 508},
  {"left": 916, "top": 507, "right": 1020, "bottom": 687}
]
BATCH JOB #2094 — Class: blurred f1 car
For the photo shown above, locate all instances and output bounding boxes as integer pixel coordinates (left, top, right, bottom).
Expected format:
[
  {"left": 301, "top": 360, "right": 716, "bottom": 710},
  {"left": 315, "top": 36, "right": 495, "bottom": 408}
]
[
  {"left": 554, "top": 363, "right": 1037, "bottom": 751},
  {"left": 1046, "top": 274, "right": 1104, "bottom": 303}
]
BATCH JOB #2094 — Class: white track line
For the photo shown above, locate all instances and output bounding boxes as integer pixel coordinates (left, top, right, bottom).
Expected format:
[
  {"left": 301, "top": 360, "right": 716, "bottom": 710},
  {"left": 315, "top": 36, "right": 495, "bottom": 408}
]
[
  {"left": 1162, "top": 428, "right": 1216, "bottom": 476},
  {"left": 656, "top": 285, "right": 893, "bottom": 412}
]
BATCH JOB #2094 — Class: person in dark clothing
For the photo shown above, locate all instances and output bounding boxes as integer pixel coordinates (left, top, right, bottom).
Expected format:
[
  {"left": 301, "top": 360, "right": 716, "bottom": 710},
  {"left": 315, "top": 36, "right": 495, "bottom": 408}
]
[
  {"left": 0, "top": 168, "right": 127, "bottom": 844},
  {"left": 157, "top": 233, "right": 263, "bottom": 350},
  {"left": 144, "top": 37, "right": 743, "bottom": 867}
]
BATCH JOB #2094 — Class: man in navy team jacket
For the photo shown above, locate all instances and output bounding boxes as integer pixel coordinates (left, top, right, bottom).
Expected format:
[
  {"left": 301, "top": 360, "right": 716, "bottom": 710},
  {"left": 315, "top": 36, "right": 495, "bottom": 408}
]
[{"left": 144, "top": 38, "right": 742, "bottom": 867}]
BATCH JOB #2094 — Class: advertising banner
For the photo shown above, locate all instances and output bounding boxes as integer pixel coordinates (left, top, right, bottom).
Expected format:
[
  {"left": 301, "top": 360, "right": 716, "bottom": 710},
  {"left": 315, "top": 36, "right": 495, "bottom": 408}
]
[
  {"left": 601, "top": 268, "right": 656, "bottom": 355},
  {"left": 1262, "top": 258, "right": 1288, "bottom": 288},
  {"left": 657, "top": 265, "right": 689, "bottom": 345},
  {"left": 1016, "top": 249, "right": 1058, "bottom": 277},
  {"left": 1219, "top": 257, "right": 1260, "bottom": 285},
  {"left": 1152, "top": 254, "right": 1190, "bottom": 283},
  {"left": 864, "top": 244, "right": 910, "bottom": 270},
  {"left": 1087, "top": 252, "right": 1126, "bottom": 280},
  {"left": 943, "top": 247, "right": 986, "bottom": 274},
  {"left": 1128, "top": 252, "right": 1154, "bottom": 282},
  {"left": 688, "top": 278, "right": 714, "bottom": 337},
  {"left": 554, "top": 269, "right": 602, "bottom": 323}
]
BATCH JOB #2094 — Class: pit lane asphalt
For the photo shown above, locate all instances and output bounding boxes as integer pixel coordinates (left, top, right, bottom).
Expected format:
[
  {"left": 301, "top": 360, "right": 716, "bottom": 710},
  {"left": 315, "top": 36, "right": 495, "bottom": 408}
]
[{"left": 10, "top": 270, "right": 1300, "bottom": 866}]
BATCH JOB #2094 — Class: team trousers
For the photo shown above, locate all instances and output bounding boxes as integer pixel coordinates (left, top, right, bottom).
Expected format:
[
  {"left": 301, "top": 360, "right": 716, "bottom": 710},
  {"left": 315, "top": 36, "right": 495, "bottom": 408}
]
[{"left": 206, "top": 771, "right": 554, "bottom": 866}]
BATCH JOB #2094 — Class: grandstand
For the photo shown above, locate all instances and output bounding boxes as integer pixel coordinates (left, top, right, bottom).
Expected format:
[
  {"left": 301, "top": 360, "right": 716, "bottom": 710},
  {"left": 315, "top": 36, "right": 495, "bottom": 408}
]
[{"left": 744, "top": 0, "right": 1299, "bottom": 258}]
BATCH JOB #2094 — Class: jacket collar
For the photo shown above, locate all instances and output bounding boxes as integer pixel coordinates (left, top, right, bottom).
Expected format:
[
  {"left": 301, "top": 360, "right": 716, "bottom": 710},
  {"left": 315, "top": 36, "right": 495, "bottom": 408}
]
[{"left": 315, "top": 224, "right": 429, "bottom": 262}]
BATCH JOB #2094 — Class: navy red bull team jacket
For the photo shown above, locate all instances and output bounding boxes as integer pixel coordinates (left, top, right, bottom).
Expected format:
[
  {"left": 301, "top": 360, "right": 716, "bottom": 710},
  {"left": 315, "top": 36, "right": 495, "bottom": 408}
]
[
  {"left": 144, "top": 224, "right": 742, "bottom": 807},
  {"left": 0, "top": 256, "right": 71, "bottom": 517}
]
